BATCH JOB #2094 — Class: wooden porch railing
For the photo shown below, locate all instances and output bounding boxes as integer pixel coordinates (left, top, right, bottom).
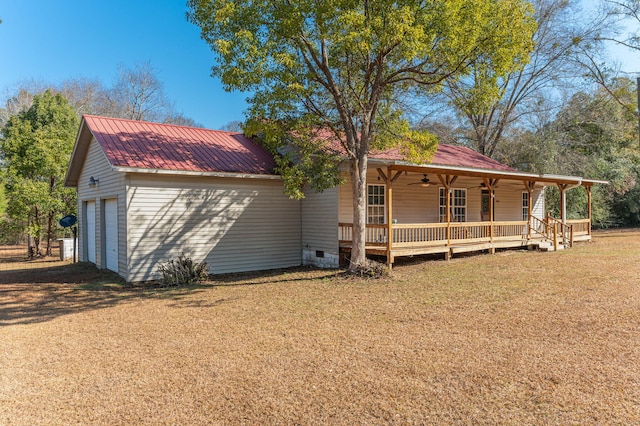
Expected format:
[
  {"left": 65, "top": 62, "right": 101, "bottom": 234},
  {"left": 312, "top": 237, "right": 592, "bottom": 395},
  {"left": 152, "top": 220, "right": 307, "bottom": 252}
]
[
  {"left": 393, "top": 223, "right": 447, "bottom": 247},
  {"left": 567, "top": 218, "right": 590, "bottom": 236},
  {"left": 547, "top": 215, "right": 572, "bottom": 248},
  {"left": 339, "top": 221, "right": 529, "bottom": 248},
  {"left": 339, "top": 217, "right": 589, "bottom": 251},
  {"left": 530, "top": 214, "right": 591, "bottom": 249},
  {"left": 491, "top": 221, "right": 529, "bottom": 241},
  {"left": 339, "top": 223, "right": 388, "bottom": 247},
  {"left": 530, "top": 215, "right": 549, "bottom": 237}
]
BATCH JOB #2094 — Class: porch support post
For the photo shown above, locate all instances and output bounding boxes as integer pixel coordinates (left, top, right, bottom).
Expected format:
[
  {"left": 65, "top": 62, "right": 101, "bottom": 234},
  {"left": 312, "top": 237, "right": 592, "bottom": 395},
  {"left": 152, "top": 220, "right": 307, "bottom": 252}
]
[
  {"left": 437, "top": 174, "right": 457, "bottom": 248},
  {"left": 523, "top": 181, "right": 535, "bottom": 239},
  {"left": 585, "top": 183, "right": 592, "bottom": 236},
  {"left": 483, "top": 178, "right": 499, "bottom": 252},
  {"left": 446, "top": 186, "right": 451, "bottom": 246},
  {"left": 437, "top": 174, "right": 458, "bottom": 260},
  {"left": 557, "top": 183, "right": 568, "bottom": 223},
  {"left": 386, "top": 166, "right": 393, "bottom": 269}
]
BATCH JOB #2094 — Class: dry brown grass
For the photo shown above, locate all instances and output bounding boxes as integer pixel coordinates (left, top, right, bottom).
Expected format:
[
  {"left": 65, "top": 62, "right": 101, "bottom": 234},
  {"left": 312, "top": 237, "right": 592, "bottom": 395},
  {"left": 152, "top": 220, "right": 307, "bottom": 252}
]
[
  {"left": 0, "top": 230, "right": 639, "bottom": 425},
  {"left": 0, "top": 244, "right": 66, "bottom": 269}
]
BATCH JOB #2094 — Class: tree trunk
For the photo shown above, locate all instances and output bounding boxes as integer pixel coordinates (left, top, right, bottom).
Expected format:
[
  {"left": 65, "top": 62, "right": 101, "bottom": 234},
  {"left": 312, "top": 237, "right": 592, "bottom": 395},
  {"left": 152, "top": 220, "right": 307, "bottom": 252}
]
[
  {"left": 46, "top": 176, "right": 55, "bottom": 256},
  {"left": 46, "top": 212, "right": 54, "bottom": 257},
  {"left": 27, "top": 219, "right": 34, "bottom": 259},
  {"left": 348, "top": 153, "right": 369, "bottom": 272},
  {"left": 32, "top": 207, "right": 41, "bottom": 257}
]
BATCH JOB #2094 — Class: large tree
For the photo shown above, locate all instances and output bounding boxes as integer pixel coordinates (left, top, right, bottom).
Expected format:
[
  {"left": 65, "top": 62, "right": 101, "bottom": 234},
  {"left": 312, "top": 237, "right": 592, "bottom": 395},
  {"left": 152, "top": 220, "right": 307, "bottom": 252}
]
[
  {"left": 105, "top": 62, "right": 174, "bottom": 122},
  {"left": 579, "top": 0, "right": 640, "bottom": 142},
  {"left": 1, "top": 90, "right": 79, "bottom": 256},
  {"left": 600, "top": 0, "right": 640, "bottom": 52},
  {"left": 188, "top": 0, "right": 536, "bottom": 271},
  {"left": 501, "top": 78, "right": 639, "bottom": 226},
  {"left": 438, "top": 0, "right": 608, "bottom": 159}
]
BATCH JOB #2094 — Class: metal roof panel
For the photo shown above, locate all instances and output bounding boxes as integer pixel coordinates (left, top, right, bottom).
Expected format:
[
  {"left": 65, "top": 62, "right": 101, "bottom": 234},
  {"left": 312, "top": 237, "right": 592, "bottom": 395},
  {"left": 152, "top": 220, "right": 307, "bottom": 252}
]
[{"left": 82, "top": 115, "right": 276, "bottom": 175}]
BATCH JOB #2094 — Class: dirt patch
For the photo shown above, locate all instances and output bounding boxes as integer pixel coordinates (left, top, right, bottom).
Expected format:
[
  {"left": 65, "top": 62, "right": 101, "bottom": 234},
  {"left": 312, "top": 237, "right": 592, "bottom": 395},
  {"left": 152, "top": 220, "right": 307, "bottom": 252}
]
[{"left": 0, "top": 230, "right": 639, "bottom": 424}]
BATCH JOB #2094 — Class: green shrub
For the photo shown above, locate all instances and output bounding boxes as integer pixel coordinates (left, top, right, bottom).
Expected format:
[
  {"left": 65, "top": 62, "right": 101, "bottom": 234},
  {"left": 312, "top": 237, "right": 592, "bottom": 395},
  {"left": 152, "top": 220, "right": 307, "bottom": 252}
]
[{"left": 158, "top": 253, "right": 209, "bottom": 287}]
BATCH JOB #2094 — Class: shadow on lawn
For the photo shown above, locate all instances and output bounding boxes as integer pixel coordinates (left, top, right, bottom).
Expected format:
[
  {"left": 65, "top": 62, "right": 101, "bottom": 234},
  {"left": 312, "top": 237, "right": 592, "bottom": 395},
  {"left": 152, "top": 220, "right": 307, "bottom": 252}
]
[
  {"left": 0, "top": 263, "right": 344, "bottom": 326},
  {"left": 210, "top": 266, "right": 345, "bottom": 287},
  {"left": 0, "top": 263, "right": 203, "bottom": 326}
]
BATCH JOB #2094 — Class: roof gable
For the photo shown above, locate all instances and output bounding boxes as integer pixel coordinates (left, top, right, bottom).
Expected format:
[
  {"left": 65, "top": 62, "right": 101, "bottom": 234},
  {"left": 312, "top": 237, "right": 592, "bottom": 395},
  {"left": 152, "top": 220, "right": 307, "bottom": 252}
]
[
  {"left": 65, "top": 115, "right": 277, "bottom": 186},
  {"left": 85, "top": 115, "right": 276, "bottom": 174}
]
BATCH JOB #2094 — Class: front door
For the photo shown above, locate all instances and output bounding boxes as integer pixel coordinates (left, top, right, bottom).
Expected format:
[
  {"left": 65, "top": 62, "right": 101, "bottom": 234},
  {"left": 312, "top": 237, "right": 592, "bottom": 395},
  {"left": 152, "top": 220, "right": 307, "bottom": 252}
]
[{"left": 481, "top": 190, "right": 491, "bottom": 221}]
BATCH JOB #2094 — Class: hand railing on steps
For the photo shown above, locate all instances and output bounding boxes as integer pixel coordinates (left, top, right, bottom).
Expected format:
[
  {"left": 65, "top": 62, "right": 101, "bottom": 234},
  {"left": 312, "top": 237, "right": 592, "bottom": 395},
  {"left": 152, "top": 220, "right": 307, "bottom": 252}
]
[{"left": 530, "top": 214, "right": 573, "bottom": 249}]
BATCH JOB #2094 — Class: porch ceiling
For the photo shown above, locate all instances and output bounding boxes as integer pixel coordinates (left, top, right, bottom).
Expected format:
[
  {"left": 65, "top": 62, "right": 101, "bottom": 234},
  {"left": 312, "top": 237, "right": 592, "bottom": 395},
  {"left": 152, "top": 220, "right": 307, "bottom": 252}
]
[{"left": 381, "top": 162, "right": 607, "bottom": 187}]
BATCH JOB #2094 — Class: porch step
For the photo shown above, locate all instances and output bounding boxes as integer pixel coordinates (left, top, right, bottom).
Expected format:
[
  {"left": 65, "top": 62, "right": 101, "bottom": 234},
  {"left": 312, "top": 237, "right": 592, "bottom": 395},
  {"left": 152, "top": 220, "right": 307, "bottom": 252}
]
[{"left": 536, "top": 240, "right": 565, "bottom": 251}]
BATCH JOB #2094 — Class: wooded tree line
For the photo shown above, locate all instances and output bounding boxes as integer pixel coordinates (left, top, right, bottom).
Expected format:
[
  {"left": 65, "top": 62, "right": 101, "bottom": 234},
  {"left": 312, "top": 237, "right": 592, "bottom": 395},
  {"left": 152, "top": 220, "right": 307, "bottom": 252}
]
[
  {"left": 1, "top": 0, "right": 640, "bottom": 260},
  {"left": 0, "top": 63, "right": 199, "bottom": 255},
  {"left": 419, "top": 0, "right": 640, "bottom": 227}
]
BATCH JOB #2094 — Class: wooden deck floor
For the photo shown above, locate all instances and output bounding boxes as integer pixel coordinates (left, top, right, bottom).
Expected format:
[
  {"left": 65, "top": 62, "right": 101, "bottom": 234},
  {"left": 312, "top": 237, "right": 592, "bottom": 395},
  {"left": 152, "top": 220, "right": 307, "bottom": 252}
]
[
  {"left": 338, "top": 219, "right": 591, "bottom": 266},
  {"left": 339, "top": 234, "right": 587, "bottom": 265}
]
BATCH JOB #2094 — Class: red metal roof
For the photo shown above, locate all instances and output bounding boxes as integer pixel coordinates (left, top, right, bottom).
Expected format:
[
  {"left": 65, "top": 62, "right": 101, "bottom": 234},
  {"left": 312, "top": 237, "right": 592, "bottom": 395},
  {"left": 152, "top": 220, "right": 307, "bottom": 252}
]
[
  {"left": 369, "top": 144, "right": 515, "bottom": 171},
  {"left": 82, "top": 115, "right": 514, "bottom": 175},
  {"left": 315, "top": 129, "right": 515, "bottom": 171},
  {"left": 83, "top": 115, "right": 276, "bottom": 175}
]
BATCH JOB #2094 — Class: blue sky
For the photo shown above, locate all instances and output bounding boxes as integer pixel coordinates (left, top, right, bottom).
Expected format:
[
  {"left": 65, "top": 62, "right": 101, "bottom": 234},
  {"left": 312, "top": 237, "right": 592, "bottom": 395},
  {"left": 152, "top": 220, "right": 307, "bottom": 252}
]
[
  {"left": 0, "top": 1, "right": 638, "bottom": 131},
  {"left": 0, "top": 0, "right": 247, "bottom": 130}
]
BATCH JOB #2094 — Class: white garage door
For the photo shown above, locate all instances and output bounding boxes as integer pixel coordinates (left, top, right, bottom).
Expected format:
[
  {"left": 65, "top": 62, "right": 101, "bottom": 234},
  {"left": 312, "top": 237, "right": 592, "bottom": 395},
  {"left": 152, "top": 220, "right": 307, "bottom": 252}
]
[
  {"left": 104, "top": 199, "right": 118, "bottom": 273},
  {"left": 86, "top": 201, "right": 96, "bottom": 264}
]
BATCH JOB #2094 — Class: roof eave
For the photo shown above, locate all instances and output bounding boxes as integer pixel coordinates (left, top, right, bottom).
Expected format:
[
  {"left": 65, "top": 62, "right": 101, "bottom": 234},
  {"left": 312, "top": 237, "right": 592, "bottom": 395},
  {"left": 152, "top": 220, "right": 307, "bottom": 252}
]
[
  {"left": 113, "top": 166, "right": 282, "bottom": 180},
  {"left": 368, "top": 158, "right": 606, "bottom": 185},
  {"left": 64, "top": 117, "right": 93, "bottom": 188}
]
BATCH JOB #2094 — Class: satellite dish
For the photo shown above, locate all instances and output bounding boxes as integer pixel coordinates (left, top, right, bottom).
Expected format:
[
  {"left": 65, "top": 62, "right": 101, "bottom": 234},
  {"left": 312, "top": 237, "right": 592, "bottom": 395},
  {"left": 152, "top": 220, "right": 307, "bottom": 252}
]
[{"left": 59, "top": 214, "right": 77, "bottom": 228}]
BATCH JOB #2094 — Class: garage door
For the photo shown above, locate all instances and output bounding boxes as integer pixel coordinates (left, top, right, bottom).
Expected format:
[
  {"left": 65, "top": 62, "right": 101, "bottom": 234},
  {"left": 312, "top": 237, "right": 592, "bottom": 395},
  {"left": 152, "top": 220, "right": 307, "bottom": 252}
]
[
  {"left": 104, "top": 199, "right": 118, "bottom": 272},
  {"left": 86, "top": 201, "right": 96, "bottom": 263}
]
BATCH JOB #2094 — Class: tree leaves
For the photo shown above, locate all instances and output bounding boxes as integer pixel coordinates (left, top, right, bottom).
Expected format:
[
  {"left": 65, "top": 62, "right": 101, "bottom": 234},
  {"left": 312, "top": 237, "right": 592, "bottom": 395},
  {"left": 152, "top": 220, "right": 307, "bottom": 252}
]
[
  {"left": 189, "top": 0, "right": 535, "bottom": 175},
  {"left": 188, "top": 0, "right": 537, "bottom": 269},
  {"left": 1, "top": 90, "right": 79, "bottom": 253}
]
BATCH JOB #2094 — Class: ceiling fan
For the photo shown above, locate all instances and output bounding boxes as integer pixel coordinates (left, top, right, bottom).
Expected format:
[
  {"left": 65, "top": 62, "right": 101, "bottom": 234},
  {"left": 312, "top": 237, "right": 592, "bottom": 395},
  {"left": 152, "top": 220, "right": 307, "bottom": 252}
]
[
  {"left": 408, "top": 174, "right": 431, "bottom": 187},
  {"left": 468, "top": 182, "right": 499, "bottom": 190}
]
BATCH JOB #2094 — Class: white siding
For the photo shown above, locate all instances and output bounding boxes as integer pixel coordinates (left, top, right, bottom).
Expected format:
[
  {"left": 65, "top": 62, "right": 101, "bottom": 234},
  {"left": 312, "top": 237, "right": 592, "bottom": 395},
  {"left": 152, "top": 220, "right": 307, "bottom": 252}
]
[
  {"left": 301, "top": 187, "right": 339, "bottom": 267},
  {"left": 76, "top": 137, "right": 127, "bottom": 277},
  {"left": 126, "top": 174, "right": 301, "bottom": 282},
  {"left": 340, "top": 169, "right": 441, "bottom": 223},
  {"left": 339, "top": 170, "right": 480, "bottom": 223},
  {"left": 493, "top": 182, "right": 538, "bottom": 222},
  {"left": 85, "top": 201, "right": 96, "bottom": 263},
  {"left": 532, "top": 187, "right": 545, "bottom": 218}
]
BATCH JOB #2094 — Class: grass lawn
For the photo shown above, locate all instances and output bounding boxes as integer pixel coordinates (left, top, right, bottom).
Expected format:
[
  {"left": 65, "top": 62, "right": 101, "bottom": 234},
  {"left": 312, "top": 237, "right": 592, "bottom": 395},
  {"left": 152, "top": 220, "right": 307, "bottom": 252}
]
[{"left": 1, "top": 230, "right": 639, "bottom": 425}]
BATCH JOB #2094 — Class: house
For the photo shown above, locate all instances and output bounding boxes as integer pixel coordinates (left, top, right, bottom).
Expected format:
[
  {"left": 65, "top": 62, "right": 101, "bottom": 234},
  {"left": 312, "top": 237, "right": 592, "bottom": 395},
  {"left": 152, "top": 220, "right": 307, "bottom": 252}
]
[{"left": 65, "top": 115, "right": 602, "bottom": 282}]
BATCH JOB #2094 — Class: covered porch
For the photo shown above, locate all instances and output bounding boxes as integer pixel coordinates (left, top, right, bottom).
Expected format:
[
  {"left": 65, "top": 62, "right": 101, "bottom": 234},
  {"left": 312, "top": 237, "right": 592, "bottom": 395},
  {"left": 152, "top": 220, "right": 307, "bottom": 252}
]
[{"left": 338, "top": 162, "right": 599, "bottom": 268}]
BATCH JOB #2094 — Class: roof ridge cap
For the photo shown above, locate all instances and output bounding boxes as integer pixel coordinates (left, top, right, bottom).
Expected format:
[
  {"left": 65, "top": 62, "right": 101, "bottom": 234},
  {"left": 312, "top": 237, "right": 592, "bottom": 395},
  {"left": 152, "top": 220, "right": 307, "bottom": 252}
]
[{"left": 82, "top": 114, "right": 242, "bottom": 134}]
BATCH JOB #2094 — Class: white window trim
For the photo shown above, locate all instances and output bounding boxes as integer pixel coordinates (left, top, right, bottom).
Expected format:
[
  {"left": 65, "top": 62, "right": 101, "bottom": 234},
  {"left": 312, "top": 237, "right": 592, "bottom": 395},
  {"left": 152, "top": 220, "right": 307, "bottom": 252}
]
[
  {"left": 522, "top": 191, "right": 530, "bottom": 221},
  {"left": 367, "top": 183, "right": 386, "bottom": 224},
  {"left": 439, "top": 187, "right": 467, "bottom": 222}
]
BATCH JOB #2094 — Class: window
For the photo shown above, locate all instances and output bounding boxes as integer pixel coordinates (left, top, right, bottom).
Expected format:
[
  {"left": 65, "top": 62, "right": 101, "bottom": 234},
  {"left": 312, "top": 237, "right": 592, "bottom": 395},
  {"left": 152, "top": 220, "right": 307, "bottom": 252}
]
[
  {"left": 522, "top": 192, "right": 530, "bottom": 221},
  {"left": 367, "top": 184, "right": 386, "bottom": 224},
  {"left": 439, "top": 188, "right": 466, "bottom": 222}
]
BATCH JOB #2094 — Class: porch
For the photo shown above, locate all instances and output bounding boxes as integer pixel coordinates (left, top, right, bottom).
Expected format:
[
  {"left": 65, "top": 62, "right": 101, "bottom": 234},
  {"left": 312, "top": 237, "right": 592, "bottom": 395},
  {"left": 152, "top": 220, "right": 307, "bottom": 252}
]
[
  {"left": 338, "top": 217, "right": 591, "bottom": 266},
  {"left": 335, "top": 161, "right": 601, "bottom": 268}
]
